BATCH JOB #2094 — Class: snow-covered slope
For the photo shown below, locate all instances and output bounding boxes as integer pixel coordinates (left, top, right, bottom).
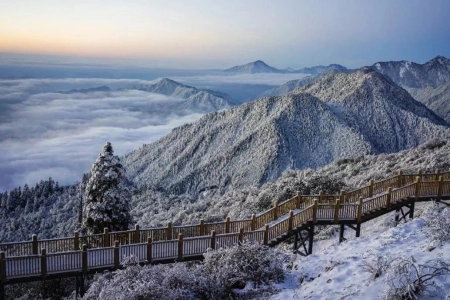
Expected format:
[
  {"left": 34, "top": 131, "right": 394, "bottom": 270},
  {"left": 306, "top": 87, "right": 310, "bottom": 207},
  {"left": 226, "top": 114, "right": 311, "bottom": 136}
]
[
  {"left": 273, "top": 201, "right": 450, "bottom": 299},
  {"left": 129, "top": 78, "right": 234, "bottom": 112},
  {"left": 122, "top": 70, "right": 449, "bottom": 197},
  {"left": 123, "top": 93, "right": 373, "bottom": 196},
  {"left": 406, "top": 82, "right": 450, "bottom": 123},
  {"left": 372, "top": 55, "right": 450, "bottom": 88}
]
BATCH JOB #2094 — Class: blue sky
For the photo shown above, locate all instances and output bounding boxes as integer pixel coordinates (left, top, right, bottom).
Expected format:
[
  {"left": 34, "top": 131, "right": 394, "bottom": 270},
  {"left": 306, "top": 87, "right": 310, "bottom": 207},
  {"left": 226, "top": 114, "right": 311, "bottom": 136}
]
[{"left": 1, "top": 0, "right": 450, "bottom": 68}]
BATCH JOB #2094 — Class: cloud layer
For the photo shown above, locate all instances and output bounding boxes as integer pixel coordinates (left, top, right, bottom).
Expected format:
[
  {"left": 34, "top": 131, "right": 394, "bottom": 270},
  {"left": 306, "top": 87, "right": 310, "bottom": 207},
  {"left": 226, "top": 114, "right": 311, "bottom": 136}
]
[{"left": 0, "top": 78, "right": 203, "bottom": 191}]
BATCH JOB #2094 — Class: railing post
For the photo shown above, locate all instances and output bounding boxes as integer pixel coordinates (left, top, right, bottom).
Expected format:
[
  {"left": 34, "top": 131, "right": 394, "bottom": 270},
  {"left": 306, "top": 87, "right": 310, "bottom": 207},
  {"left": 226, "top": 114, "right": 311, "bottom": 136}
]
[
  {"left": 167, "top": 222, "right": 172, "bottom": 240},
  {"left": 386, "top": 187, "right": 392, "bottom": 210},
  {"left": 339, "top": 190, "right": 345, "bottom": 204},
  {"left": 103, "top": 228, "right": 110, "bottom": 247},
  {"left": 225, "top": 217, "right": 231, "bottom": 233},
  {"left": 417, "top": 169, "right": 422, "bottom": 180},
  {"left": 145, "top": 237, "right": 152, "bottom": 264},
  {"left": 288, "top": 210, "right": 294, "bottom": 234},
  {"left": 319, "top": 191, "right": 323, "bottom": 203},
  {"left": 0, "top": 252, "right": 6, "bottom": 284},
  {"left": 436, "top": 169, "right": 441, "bottom": 181},
  {"left": 74, "top": 231, "right": 80, "bottom": 250},
  {"left": 438, "top": 176, "right": 443, "bottom": 200},
  {"left": 263, "top": 225, "right": 269, "bottom": 245},
  {"left": 199, "top": 219, "right": 205, "bottom": 236},
  {"left": 134, "top": 225, "right": 140, "bottom": 244},
  {"left": 397, "top": 170, "right": 403, "bottom": 188},
  {"left": 210, "top": 231, "right": 216, "bottom": 250},
  {"left": 114, "top": 241, "right": 120, "bottom": 269},
  {"left": 250, "top": 214, "right": 256, "bottom": 231},
  {"left": 415, "top": 176, "right": 421, "bottom": 200},
  {"left": 357, "top": 197, "right": 363, "bottom": 223},
  {"left": 273, "top": 201, "right": 278, "bottom": 220},
  {"left": 32, "top": 234, "right": 38, "bottom": 255},
  {"left": 82, "top": 244, "right": 88, "bottom": 274},
  {"left": 368, "top": 179, "right": 374, "bottom": 197},
  {"left": 178, "top": 233, "right": 183, "bottom": 260},
  {"left": 41, "top": 248, "right": 47, "bottom": 278},
  {"left": 296, "top": 192, "right": 301, "bottom": 209},
  {"left": 334, "top": 200, "right": 340, "bottom": 224},
  {"left": 238, "top": 228, "right": 244, "bottom": 245},
  {"left": 312, "top": 200, "right": 318, "bottom": 223}
]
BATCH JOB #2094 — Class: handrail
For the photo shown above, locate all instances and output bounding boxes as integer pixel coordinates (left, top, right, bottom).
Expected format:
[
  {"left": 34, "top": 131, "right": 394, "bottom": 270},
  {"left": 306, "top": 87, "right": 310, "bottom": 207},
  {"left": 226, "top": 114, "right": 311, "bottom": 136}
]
[
  {"left": 1, "top": 171, "right": 450, "bottom": 281},
  {"left": 1, "top": 170, "right": 449, "bottom": 256}
]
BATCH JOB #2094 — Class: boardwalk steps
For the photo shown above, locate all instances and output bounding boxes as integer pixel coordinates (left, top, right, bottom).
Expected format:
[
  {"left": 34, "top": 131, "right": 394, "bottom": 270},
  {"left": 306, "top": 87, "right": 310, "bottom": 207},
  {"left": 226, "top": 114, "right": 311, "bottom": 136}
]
[{"left": 1, "top": 169, "right": 450, "bottom": 297}]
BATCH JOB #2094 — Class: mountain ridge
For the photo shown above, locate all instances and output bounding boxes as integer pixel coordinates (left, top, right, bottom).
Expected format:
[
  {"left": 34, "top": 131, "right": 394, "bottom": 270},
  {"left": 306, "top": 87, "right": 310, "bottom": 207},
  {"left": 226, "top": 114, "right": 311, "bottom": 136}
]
[{"left": 371, "top": 55, "right": 450, "bottom": 88}]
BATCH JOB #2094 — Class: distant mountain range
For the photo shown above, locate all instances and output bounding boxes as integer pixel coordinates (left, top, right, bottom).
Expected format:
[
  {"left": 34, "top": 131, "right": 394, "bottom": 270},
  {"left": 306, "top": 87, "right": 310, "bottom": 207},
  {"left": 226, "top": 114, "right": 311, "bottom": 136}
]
[
  {"left": 223, "top": 60, "right": 347, "bottom": 74},
  {"left": 129, "top": 78, "right": 235, "bottom": 113},
  {"left": 59, "top": 86, "right": 111, "bottom": 94},
  {"left": 122, "top": 69, "right": 449, "bottom": 197}
]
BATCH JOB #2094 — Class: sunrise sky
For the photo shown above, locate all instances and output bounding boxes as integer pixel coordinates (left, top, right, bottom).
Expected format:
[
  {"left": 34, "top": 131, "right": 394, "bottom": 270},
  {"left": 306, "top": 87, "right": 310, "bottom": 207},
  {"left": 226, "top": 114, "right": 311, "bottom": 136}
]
[{"left": 1, "top": 0, "right": 450, "bottom": 68}]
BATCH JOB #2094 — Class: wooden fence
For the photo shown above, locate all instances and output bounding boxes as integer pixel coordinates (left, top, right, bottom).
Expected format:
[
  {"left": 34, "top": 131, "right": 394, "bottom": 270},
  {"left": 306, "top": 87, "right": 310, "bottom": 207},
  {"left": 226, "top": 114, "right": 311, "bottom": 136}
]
[{"left": 1, "top": 169, "right": 450, "bottom": 282}]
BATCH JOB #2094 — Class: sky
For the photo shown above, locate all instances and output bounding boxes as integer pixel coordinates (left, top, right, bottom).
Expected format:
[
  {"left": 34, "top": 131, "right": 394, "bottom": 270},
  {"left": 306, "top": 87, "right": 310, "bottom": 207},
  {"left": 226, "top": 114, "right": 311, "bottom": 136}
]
[{"left": 1, "top": 0, "right": 450, "bottom": 69}]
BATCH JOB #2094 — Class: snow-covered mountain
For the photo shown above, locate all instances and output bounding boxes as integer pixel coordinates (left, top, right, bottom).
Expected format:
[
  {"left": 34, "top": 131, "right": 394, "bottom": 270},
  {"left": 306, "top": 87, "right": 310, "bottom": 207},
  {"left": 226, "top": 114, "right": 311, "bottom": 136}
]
[
  {"left": 224, "top": 60, "right": 347, "bottom": 74},
  {"left": 223, "top": 60, "right": 282, "bottom": 73},
  {"left": 129, "top": 78, "right": 235, "bottom": 112},
  {"left": 372, "top": 55, "right": 450, "bottom": 88},
  {"left": 296, "top": 68, "right": 448, "bottom": 152},
  {"left": 122, "top": 69, "right": 449, "bottom": 197}
]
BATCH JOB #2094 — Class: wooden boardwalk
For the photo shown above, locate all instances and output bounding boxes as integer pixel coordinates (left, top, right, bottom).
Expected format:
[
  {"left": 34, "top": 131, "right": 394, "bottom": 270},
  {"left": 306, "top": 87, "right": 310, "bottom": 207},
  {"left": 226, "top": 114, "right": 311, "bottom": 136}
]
[{"left": 1, "top": 170, "right": 450, "bottom": 288}]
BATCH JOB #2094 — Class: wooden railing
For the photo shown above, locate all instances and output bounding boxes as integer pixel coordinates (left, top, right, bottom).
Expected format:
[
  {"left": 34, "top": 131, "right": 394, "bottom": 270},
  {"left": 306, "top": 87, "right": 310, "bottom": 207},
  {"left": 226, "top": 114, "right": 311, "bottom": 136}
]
[{"left": 1, "top": 169, "right": 450, "bottom": 282}]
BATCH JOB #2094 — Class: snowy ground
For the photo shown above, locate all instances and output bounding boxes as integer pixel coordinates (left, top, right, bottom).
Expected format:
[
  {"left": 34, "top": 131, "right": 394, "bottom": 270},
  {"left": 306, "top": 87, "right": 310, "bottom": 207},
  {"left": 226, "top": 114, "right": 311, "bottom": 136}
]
[{"left": 272, "top": 202, "right": 450, "bottom": 299}]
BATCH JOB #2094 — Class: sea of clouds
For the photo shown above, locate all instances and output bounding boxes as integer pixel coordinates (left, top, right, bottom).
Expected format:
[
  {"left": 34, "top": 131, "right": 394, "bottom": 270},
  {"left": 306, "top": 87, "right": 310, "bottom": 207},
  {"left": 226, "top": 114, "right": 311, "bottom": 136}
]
[{"left": 0, "top": 78, "right": 204, "bottom": 191}]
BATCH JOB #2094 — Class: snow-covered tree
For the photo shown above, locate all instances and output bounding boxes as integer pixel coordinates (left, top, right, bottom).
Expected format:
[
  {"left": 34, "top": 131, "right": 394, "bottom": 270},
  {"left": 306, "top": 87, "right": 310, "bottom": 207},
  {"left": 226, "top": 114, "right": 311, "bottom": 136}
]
[{"left": 82, "top": 142, "right": 132, "bottom": 235}]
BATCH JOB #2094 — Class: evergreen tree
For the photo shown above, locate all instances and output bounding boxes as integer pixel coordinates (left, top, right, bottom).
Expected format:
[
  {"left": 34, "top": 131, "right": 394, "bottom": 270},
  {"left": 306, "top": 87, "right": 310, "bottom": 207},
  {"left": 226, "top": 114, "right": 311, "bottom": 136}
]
[{"left": 82, "top": 142, "right": 132, "bottom": 235}]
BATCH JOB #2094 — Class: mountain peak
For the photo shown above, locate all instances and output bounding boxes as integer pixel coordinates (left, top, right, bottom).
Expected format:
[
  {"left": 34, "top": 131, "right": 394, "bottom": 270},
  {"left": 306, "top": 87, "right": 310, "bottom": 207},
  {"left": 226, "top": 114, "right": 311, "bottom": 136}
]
[
  {"left": 428, "top": 55, "right": 449, "bottom": 65},
  {"left": 253, "top": 60, "right": 268, "bottom": 65},
  {"left": 224, "top": 60, "right": 280, "bottom": 73}
]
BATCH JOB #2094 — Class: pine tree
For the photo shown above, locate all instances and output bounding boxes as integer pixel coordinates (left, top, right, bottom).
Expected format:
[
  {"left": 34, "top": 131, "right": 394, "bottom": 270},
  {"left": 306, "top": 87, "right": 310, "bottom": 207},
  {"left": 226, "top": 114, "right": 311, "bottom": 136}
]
[{"left": 82, "top": 142, "right": 132, "bottom": 235}]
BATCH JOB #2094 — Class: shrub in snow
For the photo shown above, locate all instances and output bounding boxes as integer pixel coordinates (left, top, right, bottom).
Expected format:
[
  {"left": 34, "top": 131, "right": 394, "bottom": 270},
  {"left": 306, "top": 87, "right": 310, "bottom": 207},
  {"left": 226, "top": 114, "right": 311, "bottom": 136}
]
[
  {"left": 82, "top": 142, "right": 132, "bottom": 234},
  {"left": 422, "top": 202, "right": 450, "bottom": 246},
  {"left": 82, "top": 242, "right": 287, "bottom": 300},
  {"left": 361, "top": 254, "right": 390, "bottom": 280},
  {"left": 382, "top": 256, "right": 450, "bottom": 300},
  {"left": 202, "top": 242, "right": 286, "bottom": 288}
]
